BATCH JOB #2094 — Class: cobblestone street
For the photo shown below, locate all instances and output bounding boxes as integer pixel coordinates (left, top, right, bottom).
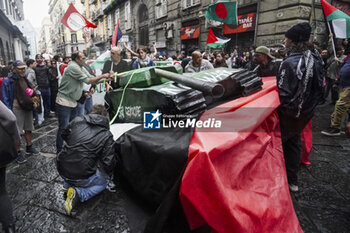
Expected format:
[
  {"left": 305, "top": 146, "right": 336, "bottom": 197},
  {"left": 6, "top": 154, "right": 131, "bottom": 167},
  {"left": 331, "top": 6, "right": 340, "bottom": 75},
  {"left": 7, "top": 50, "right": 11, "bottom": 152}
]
[{"left": 3, "top": 102, "right": 350, "bottom": 233}]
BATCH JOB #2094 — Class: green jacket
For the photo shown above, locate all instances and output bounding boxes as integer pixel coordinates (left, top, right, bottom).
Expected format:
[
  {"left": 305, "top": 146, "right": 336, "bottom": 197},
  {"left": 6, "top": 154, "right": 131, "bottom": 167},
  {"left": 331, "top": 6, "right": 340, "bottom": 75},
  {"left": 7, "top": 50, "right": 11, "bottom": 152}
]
[{"left": 58, "top": 61, "right": 91, "bottom": 102}]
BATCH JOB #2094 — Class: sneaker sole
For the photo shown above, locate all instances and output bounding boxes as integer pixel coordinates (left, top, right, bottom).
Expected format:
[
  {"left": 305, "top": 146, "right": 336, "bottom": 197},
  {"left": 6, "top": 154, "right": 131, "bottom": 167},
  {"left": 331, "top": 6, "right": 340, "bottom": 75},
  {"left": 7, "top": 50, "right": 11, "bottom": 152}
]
[
  {"left": 16, "top": 159, "right": 27, "bottom": 164},
  {"left": 64, "top": 188, "right": 75, "bottom": 215},
  {"left": 321, "top": 131, "right": 341, "bottom": 136},
  {"left": 25, "top": 152, "right": 40, "bottom": 155}
]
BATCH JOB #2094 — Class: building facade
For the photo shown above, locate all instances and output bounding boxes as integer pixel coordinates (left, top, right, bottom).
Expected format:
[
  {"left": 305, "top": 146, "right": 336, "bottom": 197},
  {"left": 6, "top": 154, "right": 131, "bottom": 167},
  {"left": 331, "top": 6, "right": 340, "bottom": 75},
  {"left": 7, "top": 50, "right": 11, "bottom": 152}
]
[
  {"left": 0, "top": 0, "right": 24, "bottom": 23},
  {"left": 66, "top": 0, "right": 348, "bottom": 56},
  {"left": 49, "top": 0, "right": 86, "bottom": 57},
  {"left": 38, "top": 16, "right": 53, "bottom": 55},
  {"left": 0, "top": 0, "right": 28, "bottom": 64},
  {"left": 15, "top": 20, "right": 38, "bottom": 59}
]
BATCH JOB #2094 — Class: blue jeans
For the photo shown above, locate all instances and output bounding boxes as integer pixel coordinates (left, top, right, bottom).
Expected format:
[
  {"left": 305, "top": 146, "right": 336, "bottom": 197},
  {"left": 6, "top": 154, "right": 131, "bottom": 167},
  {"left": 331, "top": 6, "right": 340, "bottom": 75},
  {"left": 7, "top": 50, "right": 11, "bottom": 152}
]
[
  {"left": 77, "top": 96, "right": 93, "bottom": 117},
  {"left": 63, "top": 169, "right": 108, "bottom": 202},
  {"left": 56, "top": 103, "right": 77, "bottom": 153},
  {"left": 39, "top": 88, "right": 51, "bottom": 118}
]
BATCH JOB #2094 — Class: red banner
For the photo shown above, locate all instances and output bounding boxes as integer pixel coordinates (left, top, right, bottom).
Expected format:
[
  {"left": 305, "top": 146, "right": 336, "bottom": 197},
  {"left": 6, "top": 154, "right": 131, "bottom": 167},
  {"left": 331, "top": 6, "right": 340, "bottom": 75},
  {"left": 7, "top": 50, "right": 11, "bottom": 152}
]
[
  {"left": 223, "top": 13, "right": 256, "bottom": 34},
  {"left": 181, "top": 25, "right": 200, "bottom": 40},
  {"left": 333, "top": 0, "right": 350, "bottom": 16}
]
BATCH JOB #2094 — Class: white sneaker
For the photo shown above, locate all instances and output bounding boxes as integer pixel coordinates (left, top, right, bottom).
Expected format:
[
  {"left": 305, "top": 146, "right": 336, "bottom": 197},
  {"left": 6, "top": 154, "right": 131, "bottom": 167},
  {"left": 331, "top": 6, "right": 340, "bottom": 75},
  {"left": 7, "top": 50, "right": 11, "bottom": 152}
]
[{"left": 289, "top": 184, "right": 299, "bottom": 192}]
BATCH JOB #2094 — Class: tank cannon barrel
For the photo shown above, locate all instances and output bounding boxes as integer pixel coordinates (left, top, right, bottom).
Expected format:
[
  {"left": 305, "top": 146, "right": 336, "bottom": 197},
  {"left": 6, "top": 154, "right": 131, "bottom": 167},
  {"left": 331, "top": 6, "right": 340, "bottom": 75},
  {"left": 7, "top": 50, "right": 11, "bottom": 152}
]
[{"left": 154, "top": 68, "right": 225, "bottom": 98}]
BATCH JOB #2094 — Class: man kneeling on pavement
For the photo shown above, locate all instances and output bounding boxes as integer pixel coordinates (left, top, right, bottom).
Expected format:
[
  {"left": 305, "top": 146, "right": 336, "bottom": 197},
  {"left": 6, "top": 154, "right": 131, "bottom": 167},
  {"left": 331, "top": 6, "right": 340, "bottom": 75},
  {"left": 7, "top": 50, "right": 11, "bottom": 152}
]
[{"left": 56, "top": 104, "right": 117, "bottom": 215}]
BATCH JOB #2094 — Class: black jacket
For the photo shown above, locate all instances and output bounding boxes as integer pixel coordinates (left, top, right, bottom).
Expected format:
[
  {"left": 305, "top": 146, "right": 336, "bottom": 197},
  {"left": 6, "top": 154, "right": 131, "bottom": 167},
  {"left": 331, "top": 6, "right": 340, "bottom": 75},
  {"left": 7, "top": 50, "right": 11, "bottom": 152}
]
[
  {"left": 339, "top": 55, "right": 350, "bottom": 88},
  {"left": 254, "top": 59, "right": 281, "bottom": 77},
  {"left": 48, "top": 66, "right": 58, "bottom": 90},
  {"left": 56, "top": 114, "right": 117, "bottom": 180},
  {"left": 35, "top": 64, "right": 50, "bottom": 88},
  {"left": 102, "top": 60, "right": 130, "bottom": 89},
  {"left": 277, "top": 51, "right": 324, "bottom": 134}
]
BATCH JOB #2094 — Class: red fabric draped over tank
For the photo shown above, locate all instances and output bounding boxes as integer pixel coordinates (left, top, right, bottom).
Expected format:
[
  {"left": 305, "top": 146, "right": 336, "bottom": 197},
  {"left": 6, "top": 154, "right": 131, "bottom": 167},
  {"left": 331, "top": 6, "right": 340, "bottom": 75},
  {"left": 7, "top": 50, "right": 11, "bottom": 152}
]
[{"left": 180, "top": 77, "right": 303, "bottom": 233}]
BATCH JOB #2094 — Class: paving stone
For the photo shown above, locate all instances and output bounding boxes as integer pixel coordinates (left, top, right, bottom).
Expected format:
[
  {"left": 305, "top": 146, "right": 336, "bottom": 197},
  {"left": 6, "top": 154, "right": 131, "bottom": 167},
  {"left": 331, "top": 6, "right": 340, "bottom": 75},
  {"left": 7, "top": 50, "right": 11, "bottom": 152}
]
[
  {"left": 6, "top": 155, "right": 52, "bottom": 177},
  {"left": 79, "top": 203, "right": 130, "bottom": 233},
  {"left": 13, "top": 205, "right": 79, "bottom": 233},
  {"left": 26, "top": 159, "right": 59, "bottom": 182},
  {"left": 301, "top": 206, "right": 350, "bottom": 233},
  {"left": 6, "top": 174, "right": 47, "bottom": 207}
]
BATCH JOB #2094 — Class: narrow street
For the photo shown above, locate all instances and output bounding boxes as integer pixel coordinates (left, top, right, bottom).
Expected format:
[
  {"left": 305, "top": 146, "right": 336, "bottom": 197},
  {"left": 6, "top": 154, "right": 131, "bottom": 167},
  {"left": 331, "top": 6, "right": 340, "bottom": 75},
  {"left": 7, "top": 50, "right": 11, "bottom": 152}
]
[{"left": 4, "top": 101, "right": 350, "bottom": 233}]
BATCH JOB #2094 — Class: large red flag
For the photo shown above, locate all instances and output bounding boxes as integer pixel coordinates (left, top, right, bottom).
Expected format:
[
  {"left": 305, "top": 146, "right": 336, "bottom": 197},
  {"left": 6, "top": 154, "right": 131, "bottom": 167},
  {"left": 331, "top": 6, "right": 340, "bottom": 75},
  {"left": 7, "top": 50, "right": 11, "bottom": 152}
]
[{"left": 61, "top": 3, "right": 97, "bottom": 31}]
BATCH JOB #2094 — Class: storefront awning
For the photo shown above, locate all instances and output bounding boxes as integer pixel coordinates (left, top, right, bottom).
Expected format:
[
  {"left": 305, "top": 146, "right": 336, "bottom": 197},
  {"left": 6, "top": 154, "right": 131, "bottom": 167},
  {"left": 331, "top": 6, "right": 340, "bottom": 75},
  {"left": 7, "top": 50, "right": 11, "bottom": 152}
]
[
  {"left": 223, "top": 13, "right": 256, "bottom": 34},
  {"left": 181, "top": 25, "right": 200, "bottom": 40}
]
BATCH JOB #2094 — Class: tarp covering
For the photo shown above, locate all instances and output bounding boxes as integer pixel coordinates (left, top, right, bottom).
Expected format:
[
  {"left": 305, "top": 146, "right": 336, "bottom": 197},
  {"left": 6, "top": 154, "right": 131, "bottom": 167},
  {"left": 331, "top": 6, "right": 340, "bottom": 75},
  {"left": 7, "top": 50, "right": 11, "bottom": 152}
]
[
  {"left": 115, "top": 126, "right": 193, "bottom": 206},
  {"left": 301, "top": 121, "right": 312, "bottom": 165},
  {"left": 180, "top": 77, "right": 303, "bottom": 233}
]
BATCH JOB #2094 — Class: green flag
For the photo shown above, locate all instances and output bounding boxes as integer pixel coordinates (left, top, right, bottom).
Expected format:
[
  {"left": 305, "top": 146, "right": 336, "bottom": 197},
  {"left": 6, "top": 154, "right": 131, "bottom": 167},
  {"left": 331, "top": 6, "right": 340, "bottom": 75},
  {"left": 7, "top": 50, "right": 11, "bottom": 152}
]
[{"left": 205, "top": 0, "right": 238, "bottom": 25}]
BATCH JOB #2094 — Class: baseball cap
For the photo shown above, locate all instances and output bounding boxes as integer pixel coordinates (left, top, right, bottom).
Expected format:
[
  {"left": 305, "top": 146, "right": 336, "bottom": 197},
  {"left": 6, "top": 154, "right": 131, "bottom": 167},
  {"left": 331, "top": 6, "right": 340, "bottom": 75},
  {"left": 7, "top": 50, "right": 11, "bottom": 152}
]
[
  {"left": 255, "top": 46, "right": 275, "bottom": 59},
  {"left": 13, "top": 60, "right": 26, "bottom": 68}
]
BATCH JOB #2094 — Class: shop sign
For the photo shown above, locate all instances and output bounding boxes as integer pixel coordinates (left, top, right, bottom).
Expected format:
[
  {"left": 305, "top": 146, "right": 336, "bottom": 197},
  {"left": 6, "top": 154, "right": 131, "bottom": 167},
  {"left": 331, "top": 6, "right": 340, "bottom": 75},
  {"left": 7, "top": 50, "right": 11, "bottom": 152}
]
[
  {"left": 223, "top": 13, "right": 256, "bottom": 34},
  {"left": 120, "top": 35, "right": 129, "bottom": 42},
  {"left": 180, "top": 25, "right": 200, "bottom": 40}
]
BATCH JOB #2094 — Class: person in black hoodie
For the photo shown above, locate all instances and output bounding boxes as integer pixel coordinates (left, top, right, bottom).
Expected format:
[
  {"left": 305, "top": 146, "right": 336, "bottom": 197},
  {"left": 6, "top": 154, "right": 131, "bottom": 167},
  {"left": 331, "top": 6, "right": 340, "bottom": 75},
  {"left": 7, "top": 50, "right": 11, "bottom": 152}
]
[
  {"left": 35, "top": 54, "right": 51, "bottom": 118},
  {"left": 56, "top": 104, "right": 117, "bottom": 216},
  {"left": 277, "top": 22, "right": 324, "bottom": 192}
]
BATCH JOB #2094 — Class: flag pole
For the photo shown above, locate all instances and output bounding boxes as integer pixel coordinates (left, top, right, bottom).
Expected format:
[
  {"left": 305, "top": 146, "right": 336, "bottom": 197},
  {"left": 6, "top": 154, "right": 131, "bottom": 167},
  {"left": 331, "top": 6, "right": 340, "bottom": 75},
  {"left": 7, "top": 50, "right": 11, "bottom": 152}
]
[{"left": 327, "top": 21, "right": 337, "bottom": 59}]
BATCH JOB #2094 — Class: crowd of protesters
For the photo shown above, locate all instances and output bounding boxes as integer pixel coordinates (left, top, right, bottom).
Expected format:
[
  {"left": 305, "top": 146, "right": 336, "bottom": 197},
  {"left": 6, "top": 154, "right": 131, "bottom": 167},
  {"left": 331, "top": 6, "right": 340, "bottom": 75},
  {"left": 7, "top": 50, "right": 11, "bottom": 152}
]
[{"left": 1, "top": 21, "right": 350, "bottom": 224}]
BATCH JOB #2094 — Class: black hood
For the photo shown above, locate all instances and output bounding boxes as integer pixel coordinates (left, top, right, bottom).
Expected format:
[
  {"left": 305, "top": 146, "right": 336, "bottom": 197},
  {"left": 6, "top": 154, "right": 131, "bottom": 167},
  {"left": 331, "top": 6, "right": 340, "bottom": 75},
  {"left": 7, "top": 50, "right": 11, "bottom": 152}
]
[{"left": 83, "top": 114, "right": 110, "bottom": 129}]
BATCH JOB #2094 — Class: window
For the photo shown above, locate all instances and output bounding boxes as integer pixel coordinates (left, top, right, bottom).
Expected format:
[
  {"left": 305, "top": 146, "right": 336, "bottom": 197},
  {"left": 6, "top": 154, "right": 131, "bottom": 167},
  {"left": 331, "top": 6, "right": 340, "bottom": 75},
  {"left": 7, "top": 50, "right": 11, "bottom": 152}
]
[
  {"left": 155, "top": 0, "right": 167, "bottom": 19},
  {"left": 138, "top": 4, "right": 148, "bottom": 23},
  {"left": 139, "top": 26, "right": 149, "bottom": 46},
  {"left": 107, "top": 14, "right": 112, "bottom": 36},
  {"left": 183, "top": 0, "right": 200, "bottom": 9},
  {"left": 71, "top": 33, "right": 77, "bottom": 43},
  {"left": 125, "top": 1, "right": 131, "bottom": 30},
  {"left": 115, "top": 9, "right": 120, "bottom": 26}
]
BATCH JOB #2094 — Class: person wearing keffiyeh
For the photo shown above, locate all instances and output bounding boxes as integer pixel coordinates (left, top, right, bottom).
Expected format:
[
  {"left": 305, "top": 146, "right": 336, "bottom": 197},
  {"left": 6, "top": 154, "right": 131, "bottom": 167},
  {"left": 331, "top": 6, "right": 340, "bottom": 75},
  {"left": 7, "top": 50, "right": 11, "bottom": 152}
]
[
  {"left": 131, "top": 48, "right": 155, "bottom": 69},
  {"left": 277, "top": 22, "right": 324, "bottom": 192}
]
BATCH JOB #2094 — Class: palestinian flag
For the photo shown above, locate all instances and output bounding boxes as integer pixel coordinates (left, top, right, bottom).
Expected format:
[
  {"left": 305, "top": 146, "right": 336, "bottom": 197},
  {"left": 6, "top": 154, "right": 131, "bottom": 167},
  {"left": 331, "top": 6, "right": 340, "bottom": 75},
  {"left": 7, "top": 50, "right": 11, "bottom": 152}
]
[
  {"left": 206, "top": 27, "right": 231, "bottom": 48},
  {"left": 205, "top": 0, "right": 238, "bottom": 25},
  {"left": 321, "top": 0, "right": 350, "bottom": 38},
  {"left": 90, "top": 50, "right": 111, "bottom": 76},
  {"left": 110, "top": 77, "right": 303, "bottom": 233}
]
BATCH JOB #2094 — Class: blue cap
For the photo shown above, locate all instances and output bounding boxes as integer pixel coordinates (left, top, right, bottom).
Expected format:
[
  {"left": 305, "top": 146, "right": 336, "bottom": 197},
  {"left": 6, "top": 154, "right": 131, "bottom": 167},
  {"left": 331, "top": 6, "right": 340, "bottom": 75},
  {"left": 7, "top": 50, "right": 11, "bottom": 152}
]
[{"left": 13, "top": 60, "right": 26, "bottom": 68}]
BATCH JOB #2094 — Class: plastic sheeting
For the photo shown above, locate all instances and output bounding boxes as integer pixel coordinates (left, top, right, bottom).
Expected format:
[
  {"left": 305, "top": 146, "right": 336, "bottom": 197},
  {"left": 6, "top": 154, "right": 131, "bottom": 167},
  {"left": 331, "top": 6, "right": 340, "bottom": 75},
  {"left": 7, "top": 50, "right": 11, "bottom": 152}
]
[{"left": 180, "top": 77, "right": 303, "bottom": 233}]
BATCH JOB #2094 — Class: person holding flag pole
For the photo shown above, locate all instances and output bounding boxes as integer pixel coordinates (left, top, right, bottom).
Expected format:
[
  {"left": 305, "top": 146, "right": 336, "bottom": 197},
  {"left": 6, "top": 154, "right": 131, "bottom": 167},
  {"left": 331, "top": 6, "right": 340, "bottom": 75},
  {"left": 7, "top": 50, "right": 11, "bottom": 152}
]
[
  {"left": 320, "top": 0, "right": 350, "bottom": 57},
  {"left": 320, "top": 0, "right": 350, "bottom": 137}
]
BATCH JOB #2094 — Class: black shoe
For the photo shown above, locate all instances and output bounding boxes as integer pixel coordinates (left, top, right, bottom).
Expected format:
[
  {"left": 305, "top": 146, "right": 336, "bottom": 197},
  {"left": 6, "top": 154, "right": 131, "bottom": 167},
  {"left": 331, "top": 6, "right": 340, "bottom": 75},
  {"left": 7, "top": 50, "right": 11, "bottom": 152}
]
[
  {"left": 26, "top": 145, "right": 40, "bottom": 155},
  {"left": 321, "top": 127, "right": 341, "bottom": 136},
  {"left": 16, "top": 151, "right": 27, "bottom": 164}
]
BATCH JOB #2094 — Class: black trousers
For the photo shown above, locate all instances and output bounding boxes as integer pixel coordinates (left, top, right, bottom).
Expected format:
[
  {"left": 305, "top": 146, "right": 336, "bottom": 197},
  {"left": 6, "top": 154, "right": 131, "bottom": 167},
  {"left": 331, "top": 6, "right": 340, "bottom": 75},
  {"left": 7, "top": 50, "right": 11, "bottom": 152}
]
[
  {"left": 0, "top": 166, "right": 14, "bottom": 228},
  {"left": 281, "top": 131, "right": 302, "bottom": 185}
]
